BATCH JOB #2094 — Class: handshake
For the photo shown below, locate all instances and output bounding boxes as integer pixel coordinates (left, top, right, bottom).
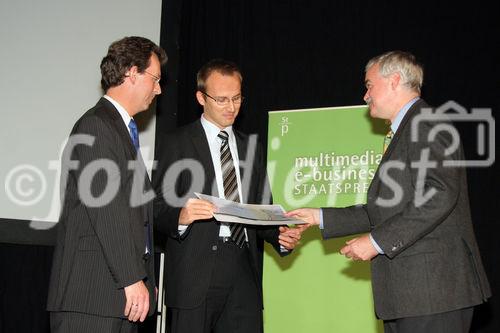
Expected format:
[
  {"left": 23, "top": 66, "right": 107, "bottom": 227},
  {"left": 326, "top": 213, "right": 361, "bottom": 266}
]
[
  {"left": 285, "top": 208, "right": 379, "bottom": 261},
  {"left": 182, "top": 195, "right": 379, "bottom": 261}
]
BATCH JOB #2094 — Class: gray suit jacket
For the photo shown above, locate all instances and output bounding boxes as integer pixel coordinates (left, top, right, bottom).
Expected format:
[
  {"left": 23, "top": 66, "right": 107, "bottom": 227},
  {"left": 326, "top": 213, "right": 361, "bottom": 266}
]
[
  {"left": 47, "top": 98, "right": 156, "bottom": 318},
  {"left": 322, "top": 99, "right": 491, "bottom": 320}
]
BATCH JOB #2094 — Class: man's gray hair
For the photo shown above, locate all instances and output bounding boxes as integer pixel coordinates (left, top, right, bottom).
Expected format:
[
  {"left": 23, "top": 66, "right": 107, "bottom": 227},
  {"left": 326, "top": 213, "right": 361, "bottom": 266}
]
[{"left": 366, "top": 51, "right": 423, "bottom": 94}]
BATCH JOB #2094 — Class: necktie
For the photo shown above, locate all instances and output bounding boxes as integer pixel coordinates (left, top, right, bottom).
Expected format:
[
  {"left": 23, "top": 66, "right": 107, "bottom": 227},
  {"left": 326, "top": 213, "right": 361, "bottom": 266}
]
[
  {"left": 383, "top": 130, "right": 394, "bottom": 154},
  {"left": 218, "top": 130, "right": 246, "bottom": 247},
  {"left": 128, "top": 119, "right": 140, "bottom": 150},
  {"left": 128, "top": 119, "right": 152, "bottom": 255}
]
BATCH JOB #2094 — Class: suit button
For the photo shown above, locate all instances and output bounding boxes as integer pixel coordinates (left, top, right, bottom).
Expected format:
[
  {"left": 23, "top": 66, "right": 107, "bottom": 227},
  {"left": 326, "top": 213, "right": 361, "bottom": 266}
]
[
  {"left": 212, "top": 245, "right": 217, "bottom": 251},
  {"left": 391, "top": 240, "right": 403, "bottom": 251}
]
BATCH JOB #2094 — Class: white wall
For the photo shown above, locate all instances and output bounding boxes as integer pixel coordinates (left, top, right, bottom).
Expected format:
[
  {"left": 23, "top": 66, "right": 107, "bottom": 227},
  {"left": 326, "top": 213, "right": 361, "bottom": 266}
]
[{"left": 0, "top": 0, "right": 163, "bottom": 224}]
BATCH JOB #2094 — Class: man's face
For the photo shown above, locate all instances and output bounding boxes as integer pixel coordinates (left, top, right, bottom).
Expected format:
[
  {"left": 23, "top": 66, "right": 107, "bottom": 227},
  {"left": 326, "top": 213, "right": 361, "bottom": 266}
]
[
  {"left": 135, "top": 54, "right": 162, "bottom": 113},
  {"left": 196, "top": 71, "right": 242, "bottom": 129},
  {"left": 363, "top": 64, "right": 395, "bottom": 121}
]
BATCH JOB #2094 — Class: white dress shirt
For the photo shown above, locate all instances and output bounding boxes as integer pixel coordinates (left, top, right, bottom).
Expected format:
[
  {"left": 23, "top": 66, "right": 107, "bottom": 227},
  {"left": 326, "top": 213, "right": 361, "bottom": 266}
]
[
  {"left": 178, "top": 115, "right": 247, "bottom": 240},
  {"left": 103, "top": 95, "right": 133, "bottom": 135}
]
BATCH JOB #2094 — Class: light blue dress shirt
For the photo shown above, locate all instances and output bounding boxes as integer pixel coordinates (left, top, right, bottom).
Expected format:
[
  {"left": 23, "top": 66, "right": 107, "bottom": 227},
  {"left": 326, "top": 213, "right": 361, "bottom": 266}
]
[{"left": 320, "top": 97, "right": 420, "bottom": 255}]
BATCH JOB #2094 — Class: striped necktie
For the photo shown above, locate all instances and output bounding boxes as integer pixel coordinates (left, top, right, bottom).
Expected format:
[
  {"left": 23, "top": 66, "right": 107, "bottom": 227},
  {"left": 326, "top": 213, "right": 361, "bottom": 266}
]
[
  {"left": 218, "top": 130, "right": 246, "bottom": 247},
  {"left": 383, "top": 130, "right": 394, "bottom": 154}
]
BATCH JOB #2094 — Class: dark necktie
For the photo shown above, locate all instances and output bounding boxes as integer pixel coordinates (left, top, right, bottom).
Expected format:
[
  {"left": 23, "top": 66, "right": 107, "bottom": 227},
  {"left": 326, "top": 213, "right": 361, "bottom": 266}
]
[
  {"left": 128, "top": 119, "right": 152, "bottom": 255},
  {"left": 218, "top": 130, "right": 246, "bottom": 247}
]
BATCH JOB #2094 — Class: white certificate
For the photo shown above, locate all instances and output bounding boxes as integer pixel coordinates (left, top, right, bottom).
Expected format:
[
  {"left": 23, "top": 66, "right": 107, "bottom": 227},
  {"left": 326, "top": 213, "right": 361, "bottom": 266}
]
[{"left": 194, "top": 193, "right": 306, "bottom": 226}]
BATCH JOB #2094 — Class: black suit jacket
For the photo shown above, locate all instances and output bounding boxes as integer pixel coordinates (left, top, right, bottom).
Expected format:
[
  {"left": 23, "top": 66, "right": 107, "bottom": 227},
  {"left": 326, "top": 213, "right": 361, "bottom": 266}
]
[
  {"left": 322, "top": 99, "right": 491, "bottom": 320},
  {"left": 47, "top": 98, "right": 156, "bottom": 317},
  {"left": 153, "top": 120, "right": 283, "bottom": 309}
]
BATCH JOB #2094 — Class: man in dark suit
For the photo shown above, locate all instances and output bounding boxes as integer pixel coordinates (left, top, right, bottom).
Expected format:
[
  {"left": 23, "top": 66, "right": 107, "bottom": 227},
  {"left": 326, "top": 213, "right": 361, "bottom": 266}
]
[
  {"left": 153, "top": 59, "right": 303, "bottom": 333},
  {"left": 287, "top": 51, "right": 491, "bottom": 332},
  {"left": 47, "top": 36, "right": 167, "bottom": 332}
]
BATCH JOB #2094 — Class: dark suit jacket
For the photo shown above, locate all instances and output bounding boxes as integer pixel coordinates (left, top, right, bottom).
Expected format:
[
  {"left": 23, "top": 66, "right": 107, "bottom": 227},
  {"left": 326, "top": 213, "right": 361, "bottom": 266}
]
[
  {"left": 153, "top": 120, "right": 283, "bottom": 309},
  {"left": 47, "top": 98, "right": 156, "bottom": 317},
  {"left": 322, "top": 99, "right": 491, "bottom": 320}
]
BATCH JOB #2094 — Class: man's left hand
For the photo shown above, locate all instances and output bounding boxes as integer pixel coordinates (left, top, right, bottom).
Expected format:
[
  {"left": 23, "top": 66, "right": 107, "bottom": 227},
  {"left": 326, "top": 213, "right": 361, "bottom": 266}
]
[
  {"left": 278, "top": 226, "right": 305, "bottom": 250},
  {"left": 340, "top": 234, "right": 378, "bottom": 261}
]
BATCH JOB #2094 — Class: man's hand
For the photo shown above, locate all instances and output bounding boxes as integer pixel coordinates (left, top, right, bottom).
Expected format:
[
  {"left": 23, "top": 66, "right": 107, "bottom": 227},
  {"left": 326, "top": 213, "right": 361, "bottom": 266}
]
[
  {"left": 278, "top": 225, "right": 305, "bottom": 250},
  {"left": 285, "top": 208, "right": 321, "bottom": 226},
  {"left": 124, "top": 280, "right": 149, "bottom": 322},
  {"left": 340, "top": 234, "right": 378, "bottom": 261},
  {"left": 178, "top": 198, "right": 215, "bottom": 225}
]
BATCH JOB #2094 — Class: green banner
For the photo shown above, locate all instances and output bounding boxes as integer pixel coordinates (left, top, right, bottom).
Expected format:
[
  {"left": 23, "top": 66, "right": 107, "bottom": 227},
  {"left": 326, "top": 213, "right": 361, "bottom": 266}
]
[{"left": 264, "top": 105, "right": 386, "bottom": 332}]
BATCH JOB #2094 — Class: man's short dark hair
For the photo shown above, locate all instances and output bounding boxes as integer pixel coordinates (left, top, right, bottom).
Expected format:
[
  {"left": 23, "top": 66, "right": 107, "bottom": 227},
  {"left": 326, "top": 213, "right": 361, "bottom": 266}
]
[
  {"left": 196, "top": 59, "right": 242, "bottom": 93},
  {"left": 100, "top": 36, "right": 167, "bottom": 91}
]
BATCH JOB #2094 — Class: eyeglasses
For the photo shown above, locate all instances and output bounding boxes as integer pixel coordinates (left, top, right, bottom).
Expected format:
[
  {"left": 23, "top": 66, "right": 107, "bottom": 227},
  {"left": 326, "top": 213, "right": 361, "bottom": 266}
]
[
  {"left": 144, "top": 70, "right": 161, "bottom": 84},
  {"left": 201, "top": 92, "right": 244, "bottom": 106}
]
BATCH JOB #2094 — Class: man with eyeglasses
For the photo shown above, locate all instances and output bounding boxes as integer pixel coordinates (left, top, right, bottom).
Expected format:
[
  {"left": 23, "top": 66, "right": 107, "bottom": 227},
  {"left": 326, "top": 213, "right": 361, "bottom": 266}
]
[
  {"left": 47, "top": 36, "right": 167, "bottom": 332},
  {"left": 153, "top": 59, "right": 304, "bottom": 333},
  {"left": 286, "top": 51, "right": 491, "bottom": 332}
]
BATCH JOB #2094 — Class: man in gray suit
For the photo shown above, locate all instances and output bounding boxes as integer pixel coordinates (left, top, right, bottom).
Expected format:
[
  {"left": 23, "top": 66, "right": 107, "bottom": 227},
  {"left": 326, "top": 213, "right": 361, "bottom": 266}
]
[
  {"left": 47, "top": 36, "right": 166, "bottom": 332},
  {"left": 287, "top": 51, "right": 491, "bottom": 332}
]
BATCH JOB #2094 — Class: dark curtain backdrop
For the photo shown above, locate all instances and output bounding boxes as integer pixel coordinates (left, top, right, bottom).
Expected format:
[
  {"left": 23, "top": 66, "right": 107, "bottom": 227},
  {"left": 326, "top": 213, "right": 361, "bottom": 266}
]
[
  {"left": 0, "top": 1, "right": 497, "bottom": 333},
  {"left": 156, "top": 0, "right": 499, "bottom": 332}
]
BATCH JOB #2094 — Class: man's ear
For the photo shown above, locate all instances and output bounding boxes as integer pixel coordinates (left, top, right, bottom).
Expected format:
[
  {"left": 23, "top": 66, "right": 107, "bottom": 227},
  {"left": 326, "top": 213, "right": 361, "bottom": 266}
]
[
  {"left": 126, "top": 66, "right": 139, "bottom": 84},
  {"left": 390, "top": 72, "right": 401, "bottom": 90},
  {"left": 195, "top": 91, "right": 206, "bottom": 106}
]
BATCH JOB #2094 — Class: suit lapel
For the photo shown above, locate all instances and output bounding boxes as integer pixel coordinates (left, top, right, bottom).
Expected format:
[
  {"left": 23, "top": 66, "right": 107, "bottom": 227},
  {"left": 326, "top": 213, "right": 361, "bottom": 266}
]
[
  {"left": 381, "top": 99, "right": 426, "bottom": 161},
  {"left": 190, "top": 120, "right": 217, "bottom": 193},
  {"left": 100, "top": 97, "right": 152, "bottom": 181},
  {"left": 98, "top": 97, "right": 152, "bottom": 207},
  {"left": 369, "top": 99, "right": 426, "bottom": 193},
  {"left": 98, "top": 97, "right": 137, "bottom": 160},
  {"left": 234, "top": 130, "right": 248, "bottom": 183}
]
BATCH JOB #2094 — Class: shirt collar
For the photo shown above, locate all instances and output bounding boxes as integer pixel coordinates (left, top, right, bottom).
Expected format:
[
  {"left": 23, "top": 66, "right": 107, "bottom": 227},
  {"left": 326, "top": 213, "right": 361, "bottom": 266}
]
[
  {"left": 390, "top": 97, "right": 420, "bottom": 134},
  {"left": 200, "top": 114, "right": 234, "bottom": 142},
  {"left": 103, "top": 95, "right": 133, "bottom": 128}
]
